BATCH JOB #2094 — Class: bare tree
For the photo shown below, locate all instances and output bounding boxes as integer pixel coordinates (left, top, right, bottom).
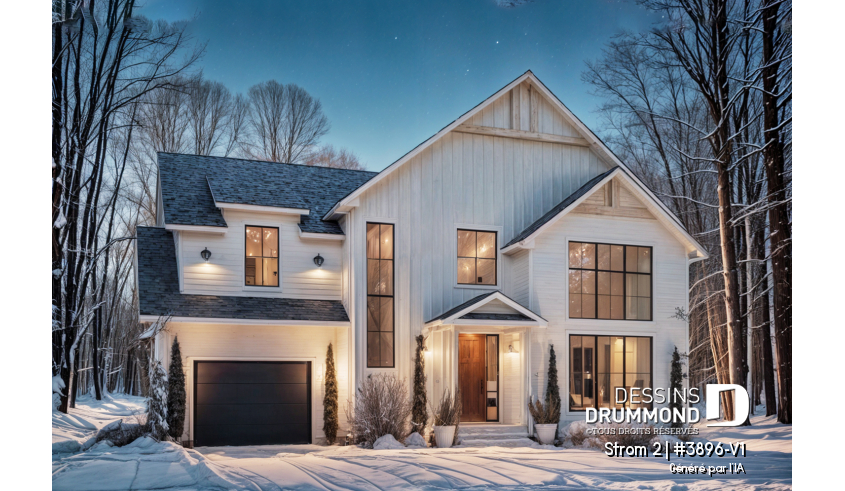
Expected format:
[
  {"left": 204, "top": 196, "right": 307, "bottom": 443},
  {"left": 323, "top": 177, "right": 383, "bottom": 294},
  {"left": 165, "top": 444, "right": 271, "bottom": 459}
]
[
  {"left": 52, "top": 0, "right": 200, "bottom": 412},
  {"left": 244, "top": 81, "right": 330, "bottom": 163},
  {"left": 303, "top": 144, "right": 366, "bottom": 170}
]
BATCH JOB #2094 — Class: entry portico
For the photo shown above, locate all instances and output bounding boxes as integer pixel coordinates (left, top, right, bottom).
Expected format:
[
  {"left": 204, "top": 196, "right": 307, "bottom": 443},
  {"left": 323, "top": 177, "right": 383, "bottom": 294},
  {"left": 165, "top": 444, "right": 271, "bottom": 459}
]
[{"left": 423, "top": 292, "right": 546, "bottom": 427}]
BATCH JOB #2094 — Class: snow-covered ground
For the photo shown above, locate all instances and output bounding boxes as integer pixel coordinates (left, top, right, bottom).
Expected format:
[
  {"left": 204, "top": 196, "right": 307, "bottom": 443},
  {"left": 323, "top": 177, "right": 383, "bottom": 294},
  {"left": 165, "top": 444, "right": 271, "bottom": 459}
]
[
  {"left": 52, "top": 396, "right": 791, "bottom": 490},
  {"left": 52, "top": 393, "right": 147, "bottom": 454}
]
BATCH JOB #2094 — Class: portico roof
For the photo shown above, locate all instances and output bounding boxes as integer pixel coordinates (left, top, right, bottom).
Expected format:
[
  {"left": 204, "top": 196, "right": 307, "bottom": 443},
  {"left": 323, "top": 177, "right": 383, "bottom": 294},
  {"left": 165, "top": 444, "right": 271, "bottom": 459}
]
[{"left": 424, "top": 291, "right": 547, "bottom": 329}]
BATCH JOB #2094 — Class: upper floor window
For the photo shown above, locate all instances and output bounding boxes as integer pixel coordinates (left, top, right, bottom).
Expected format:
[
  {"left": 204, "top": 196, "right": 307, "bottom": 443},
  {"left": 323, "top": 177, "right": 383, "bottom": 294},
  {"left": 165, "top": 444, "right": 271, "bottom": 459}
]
[
  {"left": 367, "top": 223, "right": 394, "bottom": 367},
  {"left": 568, "top": 242, "right": 651, "bottom": 320},
  {"left": 457, "top": 229, "right": 497, "bottom": 285},
  {"left": 245, "top": 226, "right": 279, "bottom": 286}
]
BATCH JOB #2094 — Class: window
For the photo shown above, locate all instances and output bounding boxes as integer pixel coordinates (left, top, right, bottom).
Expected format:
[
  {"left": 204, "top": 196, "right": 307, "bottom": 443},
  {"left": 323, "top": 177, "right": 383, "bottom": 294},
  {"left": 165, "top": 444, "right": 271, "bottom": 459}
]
[
  {"left": 569, "top": 335, "right": 652, "bottom": 411},
  {"left": 457, "top": 229, "right": 497, "bottom": 285},
  {"left": 367, "top": 223, "right": 394, "bottom": 367},
  {"left": 568, "top": 242, "right": 651, "bottom": 320},
  {"left": 245, "top": 226, "right": 279, "bottom": 286}
]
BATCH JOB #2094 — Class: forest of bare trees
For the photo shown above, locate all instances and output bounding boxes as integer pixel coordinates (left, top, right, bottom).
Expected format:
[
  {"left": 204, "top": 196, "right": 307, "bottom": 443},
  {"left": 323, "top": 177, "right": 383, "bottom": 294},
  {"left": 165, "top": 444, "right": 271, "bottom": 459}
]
[
  {"left": 583, "top": 0, "right": 791, "bottom": 423},
  {"left": 52, "top": 0, "right": 790, "bottom": 426},
  {"left": 51, "top": 0, "right": 365, "bottom": 413}
]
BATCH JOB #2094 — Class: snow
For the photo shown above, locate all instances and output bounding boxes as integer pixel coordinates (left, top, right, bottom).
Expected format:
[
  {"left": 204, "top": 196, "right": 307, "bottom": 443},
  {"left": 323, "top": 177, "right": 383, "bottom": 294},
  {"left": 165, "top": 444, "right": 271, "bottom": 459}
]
[
  {"left": 373, "top": 434, "right": 406, "bottom": 450},
  {"left": 52, "top": 393, "right": 146, "bottom": 454},
  {"left": 405, "top": 432, "right": 428, "bottom": 448},
  {"left": 53, "top": 396, "right": 791, "bottom": 490}
]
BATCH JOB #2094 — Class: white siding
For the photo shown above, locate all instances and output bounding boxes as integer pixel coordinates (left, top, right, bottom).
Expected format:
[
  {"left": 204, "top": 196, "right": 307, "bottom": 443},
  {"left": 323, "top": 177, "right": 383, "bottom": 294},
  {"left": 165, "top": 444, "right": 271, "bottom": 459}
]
[
  {"left": 163, "top": 322, "right": 349, "bottom": 444},
  {"left": 179, "top": 210, "right": 342, "bottom": 300},
  {"left": 510, "top": 249, "right": 530, "bottom": 307},
  {"left": 528, "top": 212, "right": 690, "bottom": 422},
  {"left": 350, "top": 130, "right": 610, "bottom": 381}
]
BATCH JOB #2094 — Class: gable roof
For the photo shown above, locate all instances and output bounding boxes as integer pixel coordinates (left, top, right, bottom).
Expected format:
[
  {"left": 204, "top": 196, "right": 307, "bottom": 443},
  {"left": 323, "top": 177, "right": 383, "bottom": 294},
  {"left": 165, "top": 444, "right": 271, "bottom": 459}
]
[
  {"left": 321, "top": 70, "right": 705, "bottom": 258},
  {"left": 136, "top": 226, "right": 349, "bottom": 324},
  {"left": 158, "top": 153, "right": 377, "bottom": 235},
  {"left": 503, "top": 166, "right": 618, "bottom": 249},
  {"left": 424, "top": 291, "right": 547, "bottom": 328}
]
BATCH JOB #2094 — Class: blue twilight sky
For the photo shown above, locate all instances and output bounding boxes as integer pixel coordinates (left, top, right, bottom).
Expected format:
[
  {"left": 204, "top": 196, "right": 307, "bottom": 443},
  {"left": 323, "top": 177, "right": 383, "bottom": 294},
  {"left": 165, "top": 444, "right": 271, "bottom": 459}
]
[{"left": 137, "top": 0, "right": 659, "bottom": 171}]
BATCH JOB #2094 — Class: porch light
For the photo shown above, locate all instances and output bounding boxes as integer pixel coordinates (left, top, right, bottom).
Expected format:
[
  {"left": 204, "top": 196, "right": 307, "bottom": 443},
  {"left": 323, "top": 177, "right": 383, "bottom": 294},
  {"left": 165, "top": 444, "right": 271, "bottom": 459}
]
[
  {"left": 200, "top": 247, "right": 212, "bottom": 262},
  {"left": 508, "top": 343, "right": 519, "bottom": 353},
  {"left": 313, "top": 253, "right": 324, "bottom": 268}
]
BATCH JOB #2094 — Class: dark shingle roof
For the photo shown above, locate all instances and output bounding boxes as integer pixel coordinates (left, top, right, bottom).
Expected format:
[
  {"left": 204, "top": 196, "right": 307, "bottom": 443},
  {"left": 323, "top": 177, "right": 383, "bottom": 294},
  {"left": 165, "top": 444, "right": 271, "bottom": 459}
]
[
  {"left": 158, "top": 153, "right": 377, "bottom": 235},
  {"left": 503, "top": 166, "right": 619, "bottom": 249},
  {"left": 136, "top": 226, "right": 349, "bottom": 322},
  {"left": 425, "top": 291, "right": 543, "bottom": 324}
]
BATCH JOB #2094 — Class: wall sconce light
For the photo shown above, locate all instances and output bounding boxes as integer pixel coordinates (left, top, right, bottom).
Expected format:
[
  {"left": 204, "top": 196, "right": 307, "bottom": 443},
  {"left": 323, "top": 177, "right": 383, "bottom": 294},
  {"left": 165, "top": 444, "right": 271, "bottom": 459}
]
[
  {"left": 508, "top": 343, "right": 519, "bottom": 353},
  {"left": 200, "top": 247, "right": 212, "bottom": 262},
  {"left": 313, "top": 253, "right": 324, "bottom": 268}
]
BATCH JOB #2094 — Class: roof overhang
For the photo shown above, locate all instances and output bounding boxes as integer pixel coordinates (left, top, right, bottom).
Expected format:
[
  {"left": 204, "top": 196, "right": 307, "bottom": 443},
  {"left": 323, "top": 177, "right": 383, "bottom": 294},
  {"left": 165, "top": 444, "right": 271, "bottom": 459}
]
[
  {"left": 216, "top": 202, "right": 310, "bottom": 216},
  {"left": 423, "top": 291, "right": 548, "bottom": 331},
  {"left": 164, "top": 224, "right": 228, "bottom": 234},
  {"left": 299, "top": 229, "right": 345, "bottom": 241},
  {"left": 138, "top": 314, "right": 350, "bottom": 327},
  {"left": 500, "top": 168, "right": 708, "bottom": 260}
]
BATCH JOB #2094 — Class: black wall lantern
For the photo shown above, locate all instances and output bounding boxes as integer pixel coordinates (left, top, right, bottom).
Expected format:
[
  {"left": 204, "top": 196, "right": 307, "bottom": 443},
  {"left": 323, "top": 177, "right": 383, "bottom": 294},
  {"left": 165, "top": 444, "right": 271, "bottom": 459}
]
[
  {"left": 313, "top": 253, "right": 324, "bottom": 268},
  {"left": 201, "top": 247, "right": 212, "bottom": 262}
]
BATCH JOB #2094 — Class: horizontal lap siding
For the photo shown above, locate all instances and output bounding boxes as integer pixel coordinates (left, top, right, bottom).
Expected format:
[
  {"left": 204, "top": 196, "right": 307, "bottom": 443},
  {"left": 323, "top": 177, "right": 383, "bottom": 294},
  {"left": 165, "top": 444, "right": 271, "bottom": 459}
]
[
  {"left": 165, "top": 323, "right": 348, "bottom": 443},
  {"left": 180, "top": 210, "right": 342, "bottom": 299},
  {"left": 529, "top": 213, "right": 689, "bottom": 421}
]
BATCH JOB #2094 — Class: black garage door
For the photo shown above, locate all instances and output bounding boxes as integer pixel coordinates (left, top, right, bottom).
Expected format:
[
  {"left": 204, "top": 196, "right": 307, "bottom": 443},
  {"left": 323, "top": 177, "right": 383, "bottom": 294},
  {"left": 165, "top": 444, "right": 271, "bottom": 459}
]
[{"left": 193, "top": 361, "right": 311, "bottom": 446}]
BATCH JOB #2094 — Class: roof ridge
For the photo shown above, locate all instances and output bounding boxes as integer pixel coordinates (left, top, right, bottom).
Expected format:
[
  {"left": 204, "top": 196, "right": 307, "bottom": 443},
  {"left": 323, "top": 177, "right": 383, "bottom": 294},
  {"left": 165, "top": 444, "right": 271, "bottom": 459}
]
[{"left": 156, "top": 151, "right": 379, "bottom": 175}]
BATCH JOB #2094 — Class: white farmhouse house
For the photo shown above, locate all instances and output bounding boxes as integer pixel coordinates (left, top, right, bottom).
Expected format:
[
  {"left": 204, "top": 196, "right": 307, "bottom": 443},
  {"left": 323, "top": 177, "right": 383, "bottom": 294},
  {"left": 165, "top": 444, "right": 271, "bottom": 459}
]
[{"left": 137, "top": 71, "right": 708, "bottom": 447}]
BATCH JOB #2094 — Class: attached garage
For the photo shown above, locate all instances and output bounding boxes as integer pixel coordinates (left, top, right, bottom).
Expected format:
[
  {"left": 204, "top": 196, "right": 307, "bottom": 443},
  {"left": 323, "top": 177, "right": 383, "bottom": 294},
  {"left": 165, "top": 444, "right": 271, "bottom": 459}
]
[{"left": 193, "top": 361, "right": 312, "bottom": 446}]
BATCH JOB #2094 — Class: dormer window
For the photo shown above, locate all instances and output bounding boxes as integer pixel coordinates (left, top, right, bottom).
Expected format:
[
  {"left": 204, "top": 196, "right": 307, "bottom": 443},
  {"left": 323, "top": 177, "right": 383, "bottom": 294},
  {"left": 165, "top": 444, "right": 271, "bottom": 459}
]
[
  {"left": 457, "top": 229, "right": 497, "bottom": 285},
  {"left": 245, "top": 226, "right": 279, "bottom": 286}
]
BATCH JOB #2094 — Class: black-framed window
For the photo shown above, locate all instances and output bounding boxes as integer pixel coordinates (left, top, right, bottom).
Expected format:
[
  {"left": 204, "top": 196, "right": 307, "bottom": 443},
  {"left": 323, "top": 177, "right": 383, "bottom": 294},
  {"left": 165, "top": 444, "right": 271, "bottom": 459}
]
[
  {"left": 569, "top": 335, "right": 652, "bottom": 411},
  {"left": 457, "top": 229, "right": 497, "bottom": 285},
  {"left": 367, "top": 223, "right": 394, "bottom": 368},
  {"left": 568, "top": 242, "right": 652, "bottom": 320},
  {"left": 245, "top": 226, "right": 279, "bottom": 286}
]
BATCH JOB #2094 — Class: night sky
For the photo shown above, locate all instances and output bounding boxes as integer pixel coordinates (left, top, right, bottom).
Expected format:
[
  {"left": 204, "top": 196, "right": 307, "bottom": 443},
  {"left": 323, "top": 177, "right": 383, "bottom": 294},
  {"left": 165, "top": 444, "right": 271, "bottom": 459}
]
[{"left": 138, "top": 0, "right": 658, "bottom": 170}]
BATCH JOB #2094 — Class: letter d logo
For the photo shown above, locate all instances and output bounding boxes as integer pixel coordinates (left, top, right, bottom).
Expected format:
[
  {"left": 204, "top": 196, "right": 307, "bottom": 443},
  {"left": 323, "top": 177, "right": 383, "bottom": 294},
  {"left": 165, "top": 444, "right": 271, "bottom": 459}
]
[{"left": 705, "top": 384, "right": 749, "bottom": 427}]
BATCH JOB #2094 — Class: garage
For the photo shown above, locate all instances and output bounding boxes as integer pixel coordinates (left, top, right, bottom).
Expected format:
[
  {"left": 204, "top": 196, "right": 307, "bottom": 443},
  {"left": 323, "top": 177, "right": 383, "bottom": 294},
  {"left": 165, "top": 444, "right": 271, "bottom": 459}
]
[{"left": 193, "top": 361, "right": 311, "bottom": 446}]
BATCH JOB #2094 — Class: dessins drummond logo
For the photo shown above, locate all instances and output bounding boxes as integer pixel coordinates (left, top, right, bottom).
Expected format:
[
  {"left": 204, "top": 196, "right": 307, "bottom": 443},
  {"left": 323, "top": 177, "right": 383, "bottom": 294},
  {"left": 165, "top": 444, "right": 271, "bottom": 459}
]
[{"left": 586, "top": 384, "right": 750, "bottom": 427}]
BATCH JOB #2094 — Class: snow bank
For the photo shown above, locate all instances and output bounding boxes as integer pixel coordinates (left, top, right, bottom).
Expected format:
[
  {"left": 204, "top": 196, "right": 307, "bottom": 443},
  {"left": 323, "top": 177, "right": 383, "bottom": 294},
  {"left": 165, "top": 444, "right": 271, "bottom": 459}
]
[
  {"left": 404, "top": 432, "right": 427, "bottom": 448},
  {"left": 52, "top": 393, "right": 146, "bottom": 454},
  {"left": 53, "top": 438, "right": 268, "bottom": 491},
  {"left": 372, "top": 434, "right": 405, "bottom": 450}
]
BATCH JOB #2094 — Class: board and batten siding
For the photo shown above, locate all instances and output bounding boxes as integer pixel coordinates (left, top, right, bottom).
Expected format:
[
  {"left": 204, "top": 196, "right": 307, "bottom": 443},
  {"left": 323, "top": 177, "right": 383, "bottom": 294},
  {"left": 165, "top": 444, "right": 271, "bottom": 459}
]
[
  {"left": 178, "top": 210, "right": 342, "bottom": 300},
  {"left": 509, "top": 249, "right": 530, "bottom": 308},
  {"left": 527, "top": 211, "right": 690, "bottom": 421},
  {"left": 347, "top": 126, "right": 611, "bottom": 380},
  {"left": 158, "top": 323, "right": 350, "bottom": 444}
]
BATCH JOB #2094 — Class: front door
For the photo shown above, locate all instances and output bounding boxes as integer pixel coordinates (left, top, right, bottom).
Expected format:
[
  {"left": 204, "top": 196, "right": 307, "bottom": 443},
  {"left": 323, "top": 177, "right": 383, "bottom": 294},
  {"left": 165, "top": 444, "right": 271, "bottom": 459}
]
[{"left": 458, "top": 334, "right": 498, "bottom": 422}]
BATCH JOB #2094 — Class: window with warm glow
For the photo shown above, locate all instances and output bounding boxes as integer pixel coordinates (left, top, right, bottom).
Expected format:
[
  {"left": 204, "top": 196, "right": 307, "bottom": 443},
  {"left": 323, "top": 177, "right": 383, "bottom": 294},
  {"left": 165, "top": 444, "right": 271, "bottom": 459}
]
[
  {"left": 568, "top": 242, "right": 652, "bottom": 320},
  {"left": 367, "top": 223, "right": 394, "bottom": 368},
  {"left": 569, "top": 335, "right": 652, "bottom": 411},
  {"left": 244, "top": 226, "right": 279, "bottom": 286},
  {"left": 457, "top": 229, "right": 497, "bottom": 285}
]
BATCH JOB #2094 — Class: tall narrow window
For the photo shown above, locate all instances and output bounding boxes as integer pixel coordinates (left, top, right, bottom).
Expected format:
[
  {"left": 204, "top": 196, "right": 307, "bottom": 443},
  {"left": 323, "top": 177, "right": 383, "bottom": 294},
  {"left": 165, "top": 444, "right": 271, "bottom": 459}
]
[
  {"left": 457, "top": 229, "right": 497, "bottom": 285},
  {"left": 367, "top": 223, "right": 394, "bottom": 367},
  {"left": 245, "top": 226, "right": 278, "bottom": 286},
  {"left": 569, "top": 335, "right": 652, "bottom": 411},
  {"left": 568, "top": 242, "right": 651, "bottom": 320}
]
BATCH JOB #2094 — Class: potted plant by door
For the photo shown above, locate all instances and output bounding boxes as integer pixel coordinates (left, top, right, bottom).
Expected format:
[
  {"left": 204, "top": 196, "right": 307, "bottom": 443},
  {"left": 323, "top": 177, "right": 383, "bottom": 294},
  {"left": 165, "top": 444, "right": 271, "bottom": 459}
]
[
  {"left": 528, "top": 396, "right": 560, "bottom": 445},
  {"left": 430, "top": 388, "right": 462, "bottom": 448}
]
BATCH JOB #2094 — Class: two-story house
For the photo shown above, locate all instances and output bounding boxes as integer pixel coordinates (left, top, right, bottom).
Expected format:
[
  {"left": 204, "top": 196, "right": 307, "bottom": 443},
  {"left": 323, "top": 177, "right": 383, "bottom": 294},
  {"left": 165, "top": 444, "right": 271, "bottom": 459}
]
[{"left": 137, "top": 71, "right": 707, "bottom": 447}]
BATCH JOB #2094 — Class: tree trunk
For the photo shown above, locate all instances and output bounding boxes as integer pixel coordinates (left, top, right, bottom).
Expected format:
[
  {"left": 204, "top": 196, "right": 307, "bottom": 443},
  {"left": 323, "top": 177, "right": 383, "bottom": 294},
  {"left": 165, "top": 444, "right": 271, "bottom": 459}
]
[
  {"left": 753, "top": 225, "right": 777, "bottom": 416},
  {"left": 761, "top": 0, "right": 792, "bottom": 425}
]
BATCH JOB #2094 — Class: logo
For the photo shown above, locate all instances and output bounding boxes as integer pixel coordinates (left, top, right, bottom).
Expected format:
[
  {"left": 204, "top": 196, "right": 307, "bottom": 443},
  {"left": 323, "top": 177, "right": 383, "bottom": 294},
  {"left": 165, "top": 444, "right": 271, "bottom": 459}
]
[{"left": 704, "top": 384, "right": 749, "bottom": 427}]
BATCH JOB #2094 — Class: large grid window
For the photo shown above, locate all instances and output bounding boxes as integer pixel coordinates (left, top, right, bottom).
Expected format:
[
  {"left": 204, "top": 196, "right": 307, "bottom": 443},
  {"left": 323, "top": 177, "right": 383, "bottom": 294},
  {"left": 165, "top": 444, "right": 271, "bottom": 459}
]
[
  {"left": 245, "top": 226, "right": 279, "bottom": 286},
  {"left": 367, "top": 223, "right": 394, "bottom": 368},
  {"left": 568, "top": 242, "right": 652, "bottom": 320},
  {"left": 569, "top": 335, "right": 652, "bottom": 411},
  {"left": 457, "top": 229, "right": 497, "bottom": 285}
]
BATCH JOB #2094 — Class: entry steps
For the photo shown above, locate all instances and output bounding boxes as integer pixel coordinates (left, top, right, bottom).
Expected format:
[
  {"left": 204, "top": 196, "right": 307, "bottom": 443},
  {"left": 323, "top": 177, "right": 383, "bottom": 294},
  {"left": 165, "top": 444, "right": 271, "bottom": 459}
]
[{"left": 457, "top": 424, "right": 538, "bottom": 448}]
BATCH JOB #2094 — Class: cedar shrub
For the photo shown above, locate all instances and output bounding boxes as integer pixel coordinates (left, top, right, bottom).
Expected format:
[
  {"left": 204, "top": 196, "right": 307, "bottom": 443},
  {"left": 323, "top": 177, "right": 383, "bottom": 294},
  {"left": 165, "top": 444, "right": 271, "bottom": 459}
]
[
  {"left": 323, "top": 342, "right": 339, "bottom": 444},
  {"left": 411, "top": 335, "right": 428, "bottom": 435},
  {"left": 166, "top": 336, "right": 186, "bottom": 441}
]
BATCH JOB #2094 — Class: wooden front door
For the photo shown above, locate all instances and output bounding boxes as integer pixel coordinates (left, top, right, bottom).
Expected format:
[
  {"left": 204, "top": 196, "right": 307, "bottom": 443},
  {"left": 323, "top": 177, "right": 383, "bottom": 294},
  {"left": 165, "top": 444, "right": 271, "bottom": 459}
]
[{"left": 458, "top": 334, "right": 486, "bottom": 422}]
